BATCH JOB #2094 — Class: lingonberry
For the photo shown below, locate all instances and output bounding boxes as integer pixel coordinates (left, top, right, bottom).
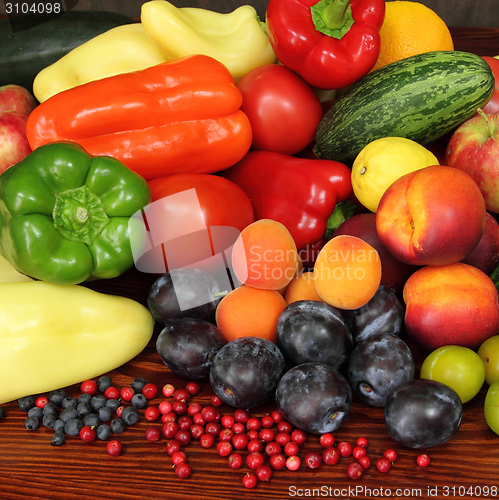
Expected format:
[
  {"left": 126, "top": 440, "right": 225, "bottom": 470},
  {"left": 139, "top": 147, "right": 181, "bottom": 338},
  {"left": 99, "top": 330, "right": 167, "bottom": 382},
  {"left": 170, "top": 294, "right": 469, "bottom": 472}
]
[
  {"left": 145, "top": 426, "right": 161, "bottom": 442},
  {"left": 175, "top": 430, "right": 192, "bottom": 446},
  {"left": 80, "top": 380, "right": 98, "bottom": 397},
  {"left": 246, "top": 429, "right": 259, "bottom": 441},
  {"left": 217, "top": 440, "right": 233, "bottom": 457},
  {"left": 161, "top": 411, "right": 177, "bottom": 424},
  {"left": 172, "top": 401, "right": 187, "bottom": 415},
  {"left": 35, "top": 396, "right": 49, "bottom": 409},
  {"left": 221, "top": 414, "right": 235, "bottom": 428},
  {"left": 200, "top": 433, "right": 215, "bottom": 448},
  {"left": 358, "top": 455, "right": 371, "bottom": 470},
  {"left": 261, "top": 415, "right": 274, "bottom": 428},
  {"left": 104, "top": 386, "right": 120, "bottom": 400},
  {"left": 201, "top": 405, "right": 218, "bottom": 423},
  {"left": 177, "top": 415, "right": 193, "bottom": 431},
  {"left": 79, "top": 425, "right": 96, "bottom": 443},
  {"left": 162, "top": 384, "right": 175, "bottom": 398},
  {"left": 416, "top": 454, "right": 431, "bottom": 467},
  {"left": 142, "top": 383, "right": 158, "bottom": 400},
  {"left": 210, "top": 394, "right": 223, "bottom": 407},
  {"left": 158, "top": 401, "right": 173, "bottom": 415},
  {"left": 242, "top": 472, "right": 257, "bottom": 489},
  {"left": 115, "top": 405, "right": 125, "bottom": 418},
  {"left": 337, "top": 441, "right": 353, "bottom": 458},
  {"left": 246, "top": 417, "right": 262, "bottom": 431},
  {"left": 270, "top": 453, "right": 286, "bottom": 470},
  {"left": 277, "top": 420, "right": 292, "bottom": 433},
  {"left": 305, "top": 451, "right": 323, "bottom": 469},
  {"left": 356, "top": 436, "right": 368, "bottom": 448},
  {"left": 320, "top": 433, "right": 335, "bottom": 448},
  {"left": 323, "top": 447, "right": 340, "bottom": 466},
  {"left": 232, "top": 422, "right": 245, "bottom": 434},
  {"left": 227, "top": 453, "right": 244, "bottom": 470},
  {"left": 189, "top": 423, "right": 205, "bottom": 440},
  {"left": 192, "top": 412, "right": 206, "bottom": 426},
  {"left": 205, "top": 421, "right": 221, "bottom": 436},
  {"left": 259, "top": 428, "right": 275, "bottom": 443},
  {"left": 165, "top": 439, "right": 182, "bottom": 456},
  {"left": 171, "top": 450, "right": 187, "bottom": 466},
  {"left": 246, "top": 451, "right": 265, "bottom": 470},
  {"left": 247, "top": 438, "right": 264, "bottom": 453},
  {"left": 162, "top": 421, "right": 179, "bottom": 439},
  {"left": 187, "top": 403, "right": 202, "bottom": 417},
  {"left": 275, "top": 431, "right": 291, "bottom": 446},
  {"left": 173, "top": 388, "right": 189, "bottom": 403},
  {"left": 291, "top": 429, "right": 307, "bottom": 445},
  {"left": 185, "top": 382, "right": 200, "bottom": 396},
  {"left": 120, "top": 387, "right": 135, "bottom": 402},
  {"left": 144, "top": 405, "right": 160, "bottom": 422},
  {"left": 265, "top": 441, "right": 282, "bottom": 457},
  {"left": 219, "top": 428, "right": 234, "bottom": 442},
  {"left": 232, "top": 432, "right": 249, "bottom": 450},
  {"left": 271, "top": 409, "right": 284, "bottom": 424},
  {"left": 346, "top": 461, "right": 364, "bottom": 480},
  {"left": 376, "top": 457, "right": 392, "bottom": 473},
  {"left": 286, "top": 455, "right": 301, "bottom": 471},
  {"left": 106, "top": 440, "right": 123, "bottom": 456},
  {"left": 383, "top": 448, "right": 398, "bottom": 463},
  {"left": 175, "top": 462, "right": 191, "bottom": 479},
  {"left": 256, "top": 464, "right": 272, "bottom": 482},
  {"left": 233, "top": 408, "right": 250, "bottom": 424},
  {"left": 284, "top": 441, "right": 300, "bottom": 457},
  {"left": 353, "top": 445, "right": 367, "bottom": 460}
]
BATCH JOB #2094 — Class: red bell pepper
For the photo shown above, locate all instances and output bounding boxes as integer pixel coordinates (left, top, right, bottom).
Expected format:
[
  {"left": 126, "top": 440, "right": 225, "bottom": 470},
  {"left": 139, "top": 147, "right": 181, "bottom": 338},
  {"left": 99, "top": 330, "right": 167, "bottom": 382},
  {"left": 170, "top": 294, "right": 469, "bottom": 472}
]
[
  {"left": 224, "top": 150, "right": 353, "bottom": 260},
  {"left": 265, "top": 0, "right": 385, "bottom": 89}
]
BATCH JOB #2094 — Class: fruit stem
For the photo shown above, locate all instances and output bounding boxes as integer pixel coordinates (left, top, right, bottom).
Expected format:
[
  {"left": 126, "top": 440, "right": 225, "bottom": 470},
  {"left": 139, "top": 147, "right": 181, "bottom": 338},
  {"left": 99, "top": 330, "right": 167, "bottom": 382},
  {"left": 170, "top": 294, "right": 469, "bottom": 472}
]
[{"left": 477, "top": 108, "right": 496, "bottom": 137}]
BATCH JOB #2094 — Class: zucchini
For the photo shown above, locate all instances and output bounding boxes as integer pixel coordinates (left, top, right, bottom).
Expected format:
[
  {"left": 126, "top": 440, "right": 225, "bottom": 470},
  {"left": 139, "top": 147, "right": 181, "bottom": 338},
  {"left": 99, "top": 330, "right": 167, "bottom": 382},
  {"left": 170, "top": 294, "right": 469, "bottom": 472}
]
[
  {"left": 314, "top": 51, "right": 495, "bottom": 165},
  {"left": 0, "top": 10, "right": 135, "bottom": 92}
]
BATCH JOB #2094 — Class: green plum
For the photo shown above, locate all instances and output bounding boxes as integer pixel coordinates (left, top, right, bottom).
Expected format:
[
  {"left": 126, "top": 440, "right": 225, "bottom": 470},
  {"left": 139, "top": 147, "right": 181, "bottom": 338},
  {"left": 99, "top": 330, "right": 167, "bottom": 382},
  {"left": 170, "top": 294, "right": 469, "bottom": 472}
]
[
  {"left": 420, "top": 345, "right": 485, "bottom": 403},
  {"left": 484, "top": 381, "right": 499, "bottom": 435},
  {"left": 478, "top": 335, "right": 499, "bottom": 386}
]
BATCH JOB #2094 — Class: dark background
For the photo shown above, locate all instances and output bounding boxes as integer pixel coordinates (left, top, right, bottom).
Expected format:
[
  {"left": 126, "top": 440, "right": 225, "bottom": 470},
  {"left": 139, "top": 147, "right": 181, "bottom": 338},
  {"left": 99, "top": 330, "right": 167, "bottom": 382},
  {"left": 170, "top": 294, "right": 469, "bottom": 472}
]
[{"left": 69, "top": 0, "right": 498, "bottom": 27}]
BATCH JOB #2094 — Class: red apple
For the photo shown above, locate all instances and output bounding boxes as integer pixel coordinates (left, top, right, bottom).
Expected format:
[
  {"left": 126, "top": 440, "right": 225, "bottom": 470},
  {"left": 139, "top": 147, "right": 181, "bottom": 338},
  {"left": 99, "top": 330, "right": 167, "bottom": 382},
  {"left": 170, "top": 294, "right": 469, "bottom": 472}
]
[
  {"left": 376, "top": 165, "right": 486, "bottom": 266},
  {"left": 0, "top": 111, "right": 32, "bottom": 174},
  {"left": 446, "top": 110, "right": 499, "bottom": 213},
  {"left": 482, "top": 56, "right": 499, "bottom": 114},
  {"left": 0, "top": 84, "right": 37, "bottom": 115},
  {"left": 461, "top": 212, "right": 499, "bottom": 274}
]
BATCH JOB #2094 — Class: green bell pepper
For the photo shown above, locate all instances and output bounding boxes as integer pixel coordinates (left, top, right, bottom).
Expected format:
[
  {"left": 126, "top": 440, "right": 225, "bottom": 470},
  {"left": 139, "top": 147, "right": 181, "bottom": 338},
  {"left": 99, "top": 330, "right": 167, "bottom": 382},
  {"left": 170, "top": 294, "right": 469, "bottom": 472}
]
[{"left": 0, "top": 141, "right": 151, "bottom": 285}]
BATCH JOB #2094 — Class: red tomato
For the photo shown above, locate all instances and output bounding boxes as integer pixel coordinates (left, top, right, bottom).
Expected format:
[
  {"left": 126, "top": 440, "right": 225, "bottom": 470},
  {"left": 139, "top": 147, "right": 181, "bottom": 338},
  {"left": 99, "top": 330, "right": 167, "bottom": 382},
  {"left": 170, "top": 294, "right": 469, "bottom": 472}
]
[
  {"left": 482, "top": 56, "right": 499, "bottom": 114},
  {"left": 237, "top": 64, "right": 324, "bottom": 155},
  {"left": 146, "top": 174, "right": 254, "bottom": 272}
]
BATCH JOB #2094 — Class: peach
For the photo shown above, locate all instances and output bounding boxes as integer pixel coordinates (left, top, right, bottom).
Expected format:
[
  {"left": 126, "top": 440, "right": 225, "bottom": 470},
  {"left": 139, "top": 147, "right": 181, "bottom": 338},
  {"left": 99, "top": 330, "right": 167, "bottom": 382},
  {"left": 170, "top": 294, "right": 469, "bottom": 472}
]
[
  {"left": 403, "top": 262, "right": 499, "bottom": 352},
  {"left": 314, "top": 234, "right": 382, "bottom": 310},
  {"left": 376, "top": 165, "right": 486, "bottom": 266},
  {"left": 215, "top": 285, "right": 288, "bottom": 343},
  {"left": 231, "top": 219, "right": 300, "bottom": 290}
]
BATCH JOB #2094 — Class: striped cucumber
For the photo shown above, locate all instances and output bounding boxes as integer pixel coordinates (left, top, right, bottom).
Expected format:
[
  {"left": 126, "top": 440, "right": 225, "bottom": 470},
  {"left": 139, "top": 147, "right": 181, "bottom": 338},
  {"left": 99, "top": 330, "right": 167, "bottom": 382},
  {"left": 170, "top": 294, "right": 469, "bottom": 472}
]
[{"left": 314, "top": 51, "right": 495, "bottom": 165}]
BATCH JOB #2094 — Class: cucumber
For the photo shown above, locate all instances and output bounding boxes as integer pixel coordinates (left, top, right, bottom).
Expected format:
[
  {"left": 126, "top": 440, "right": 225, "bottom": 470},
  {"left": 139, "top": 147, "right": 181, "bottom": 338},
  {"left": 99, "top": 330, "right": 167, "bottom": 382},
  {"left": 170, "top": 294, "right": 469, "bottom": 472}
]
[
  {"left": 314, "top": 51, "right": 495, "bottom": 166},
  {"left": 0, "top": 10, "right": 135, "bottom": 92}
]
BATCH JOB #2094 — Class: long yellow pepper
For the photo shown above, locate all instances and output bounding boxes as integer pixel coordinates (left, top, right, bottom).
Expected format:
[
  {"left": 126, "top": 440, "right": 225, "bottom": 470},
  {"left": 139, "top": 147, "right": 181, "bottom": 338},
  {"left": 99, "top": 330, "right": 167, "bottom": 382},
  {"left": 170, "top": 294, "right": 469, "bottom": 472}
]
[
  {"left": 33, "top": 23, "right": 169, "bottom": 102},
  {"left": 140, "top": 1, "right": 276, "bottom": 80}
]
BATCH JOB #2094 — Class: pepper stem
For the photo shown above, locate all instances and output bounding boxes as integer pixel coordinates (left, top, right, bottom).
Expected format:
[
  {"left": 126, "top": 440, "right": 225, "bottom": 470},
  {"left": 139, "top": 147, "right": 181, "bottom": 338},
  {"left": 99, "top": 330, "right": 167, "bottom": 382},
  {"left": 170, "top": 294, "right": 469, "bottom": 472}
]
[
  {"left": 311, "top": 0, "right": 355, "bottom": 39},
  {"left": 321, "top": 0, "right": 351, "bottom": 30}
]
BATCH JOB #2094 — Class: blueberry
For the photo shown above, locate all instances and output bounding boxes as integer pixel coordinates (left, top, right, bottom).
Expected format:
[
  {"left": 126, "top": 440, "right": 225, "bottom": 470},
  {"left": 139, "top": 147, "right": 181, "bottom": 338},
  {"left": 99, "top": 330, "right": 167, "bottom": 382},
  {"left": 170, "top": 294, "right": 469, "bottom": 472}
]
[
  {"left": 53, "top": 419, "right": 65, "bottom": 433},
  {"left": 48, "top": 389, "right": 67, "bottom": 406},
  {"left": 131, "top": 394, "right": 147, "bottom": 409},
  {"left": 96, "top": 424, "right": 111, "bottom": 441},
  {"left": 28, "top": 407, "right": 43, "bottom": 420},
  {"left": 0, "top": 408, "right": 5, "bottom": 420},
  {"left": 110, "top": 418, "right": 125, "bottom": 434},
  {"left": 78, "top": 393, "right": 92, "bottom": 405},
  {"left": 90, "top": 395, "right": 107, "bottom": 412},
  {"left": 25, "top": 416, "right": 40, "bottom": 431},
  {"left": 76, "top": 402, "right": 92, "bottom": 417},
  {"left": 42, "top": 402, "right": 59, "bottom": 416},
  {"left": 98, "top": 407, "right": 112, "bottom": 423},
  {"left": 59, "top": 407, "right": 78, "bottom": 423},
  {"left": 132, "top": 377, "right": 147, "bottom": 393},
  {"left": 83, "top": 413, "right": 100, "bottom": 427},
  {"left": 18, "top": 395, "right": 36, "bottom": 412},
  {"left": 121, "top": 406, "right": 140, "bottom": 426},
  {"left": 64, "top": 418, "right": 83, "bottom": 436},
  {"left": 42, "top": 414, "right": 57, "bottom": 428},
  {"left": 61, "top": 396, "right": 77, "bottom": 409},
  {"left": 97, "top": 376, "right": 112, "bottom": 393},
  {"left": 51, "top": 431, "right": 66, "bottom": 446},
  {"left": 106, "top": 399, "right": 120, "bottom": 413}
]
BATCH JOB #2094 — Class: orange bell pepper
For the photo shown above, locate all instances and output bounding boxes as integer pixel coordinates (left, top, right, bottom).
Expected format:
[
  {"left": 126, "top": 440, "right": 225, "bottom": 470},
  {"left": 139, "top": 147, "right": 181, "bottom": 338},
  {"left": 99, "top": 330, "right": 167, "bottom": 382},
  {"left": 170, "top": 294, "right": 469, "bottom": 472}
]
[{"left": 26, "top": 55, "right": 252, "bottom": 180}]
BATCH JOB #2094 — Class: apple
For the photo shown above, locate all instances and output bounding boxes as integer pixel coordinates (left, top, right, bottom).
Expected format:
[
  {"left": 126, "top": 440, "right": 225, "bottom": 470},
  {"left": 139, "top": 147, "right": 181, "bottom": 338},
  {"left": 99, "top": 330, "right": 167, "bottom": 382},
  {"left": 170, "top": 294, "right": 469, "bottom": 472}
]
[
  {"left": 0, "top": 111, "right": 32, "bottom": 174},
  {"left": 446, "top": 110, "right": 499, "bottom": 214},
  {"left": 376, "top": 165, "right": 486, "bottom": 266},
  {"left": 461, "top": 211, "right": 499, "bottom": 274},
  {"left": 333, "top": 212, "right": 418, "bottom": 294},
  {"left": 403, "top": 262, "right": 499, "bottom": 352},
  {"left": 0, "top": 84, "right": 37, "bottom": 115},
  {"left": 482, "top": 56, "right": 499, "bottom": 114}
]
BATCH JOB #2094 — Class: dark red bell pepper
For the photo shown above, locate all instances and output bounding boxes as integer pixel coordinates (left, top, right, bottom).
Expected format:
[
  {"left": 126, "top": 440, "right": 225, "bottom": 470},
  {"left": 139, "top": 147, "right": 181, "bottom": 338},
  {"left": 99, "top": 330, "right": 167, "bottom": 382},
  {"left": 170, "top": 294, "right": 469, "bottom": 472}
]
[
  {"left": 265, "top": 0, "right": 385, "bottom": 89},
  {"left": 224, "top": 150, "right": 352, "bottom": 259}
]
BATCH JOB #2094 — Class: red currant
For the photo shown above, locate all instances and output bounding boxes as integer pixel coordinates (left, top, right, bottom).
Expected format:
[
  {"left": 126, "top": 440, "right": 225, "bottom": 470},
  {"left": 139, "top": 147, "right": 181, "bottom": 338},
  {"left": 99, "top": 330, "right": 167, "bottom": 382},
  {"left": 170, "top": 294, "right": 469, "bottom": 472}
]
[
  {"left": 106, "top": 440, "right": 123, "bottom": 456},
  {"left": 227, "top": 453, "right": 243, "bottom": 470},
  {"left": 304, "top": 451, "right": 323, "bottom": 469},
  {"left": 116, "top": 405, "right": 125, "bottom": 418},
  {"left": 261, "top": 415, "right": 274, "bottom": 428},
  {"left": 204, "top": 421, "right": 221, "bottom": 436},
  {"left": 322, "top": 447, "right": 340, "bottom": 466},
  {"left": 158, "top": 401, "right": 172, "bottom": 415},
  {"left": 269, "top": 453, "right": 286, "bottom": 470},
  {"left": 162, "top": 422, "right": 179, "bottom": 439},
  {"left": 189, "top": 423, "right": 205, "bottom": 440},
  {"left": 172, "top": 401, "right": 187, "bottom": 415},
  {"left": 358, "top": 455, "right": 371, "bottom": 470},
  {"left": 416, "top": 454, "right": 431, "bottom": 467},
  {"left": 174, "top": 430, "right": 191, "bottom": 446},
  {"left": 275, "top": 431, "right": 291, "bottom": 446},
  {"left": 35, "top": 396, "right": 49, "bottom": 409},
  {"left": 337, "top": 441, "right": 353, "bottom": 458},
  {"left": 80, "top": 380, "right": 97, "bottom": 396},
  {"left": 144, "top": 406, "right": 160, "bottom": 422},
  {"left": 185, "top": 382, "right": 200, "bottom": 396},
  {"left": 356, "top": 436, "right": 368, "bottom": 448},
  {"left": 192, "top": 412, "right": 206, "bottom": 426},
  {"left": 217, "top": 441, "right": 233, "bottom": 457},
  {"left": 271, "top": 409, "right": 284, "bottom": 423},
  {"left": 171, "top": 451, "right": 187, "bottom": 466},
  {"left": 232, "top": 432, "right": 249, "bottom": 451},
  {"left": 265, "top": 441, "right": 282, "bottom": 457},
  {"left": 201, "top": 405, "right": 218, "bottom": 423},
  {"left": 246, "top": 451, "right": 265, "bottom": 470},
  {"left": 291, "top": 429, "right": 307, "bottom": 445},
  {"left": 142, "top": 383, "right": 158, "bottom": 399},
  {"left": 242, "top": 472, "right": 257, "bottom": 489},
  {"left": 177, "top": 415, "right": 193, "bottom": 431},
  {"left": 376, "top": 457, "right": 392, "bottom": 473},
  {"left": 200, "top": 433, "right": 214, "bottom": 448},
  {"left": 79, "top": 425, "right": 96, "bottom": 443},
  {"left": 187, "top": 403, "right": 202, "bottom": 417},
  {"left": 353, "top": 445, "right": 367, "bottom": 460},
  {"left": 383, "top": 448, "right": 398, "bottom": 463},
  {"left": 247, "top": 439, "right": 263, "bottom": 453},
  {"left": 120, "top": 386, "right": 135, "bottom": 402},
  {"left": 232, "top": 422, "right": 245, "bottom": 434},
  {"left": 258, "top": 428, "right": 275, "bottom": 443},
  {"left": 220, "top": 414, "right": 235, "bottom": 428},
  {"left": 175, "top": 462, "right": 191, "bottom": 479},
  {"left": 173, "top": 388, "right": 189, "bottom": 403},
  {"left": 346, "top": 461, "right": 364, "bottom": 480},
  {"left": 104, "top": 386, "right": 120, "bottom": 400},
  {"left": 145, "top": 426, "right": 161, "bottom": 442},
  {"left": 165, "top": 439, "right": 182, "bottom": 456},
  {"left": 286, "top": 455, "right": 301, "bottom": 471},
  {"left": 210, "top": 394, "right": 223, "bottom": 407},
  {"left": 162, "top": 384, "right": 175, "bottom": 398},
  {"left": 246, "top": 417, "right": 261, "bottom": 431},
  {"left": 233, "top": 408, "right": 249, "bottom": 423},
  {"left": 284, "top": 441, "right": 300, "bottom": 457},
  {"left": 161, "top": 411, "right": 176, "bottom": 424},
  {"left": 255, "top": 464, "right": 272, "bottom": 482},
  {"left": 319, "top": 433, "right": 335, "bottom": 448},
  {"left": 276, "top": 420, "right": 292, "bottom": 433}
]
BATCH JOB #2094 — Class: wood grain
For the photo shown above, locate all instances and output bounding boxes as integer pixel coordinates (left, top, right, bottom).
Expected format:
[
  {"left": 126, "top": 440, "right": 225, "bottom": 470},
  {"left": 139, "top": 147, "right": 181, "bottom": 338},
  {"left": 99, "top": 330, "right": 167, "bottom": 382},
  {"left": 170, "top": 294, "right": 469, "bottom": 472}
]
[{"left": 0, "top": 27, "right": 498, "bottom": 500}]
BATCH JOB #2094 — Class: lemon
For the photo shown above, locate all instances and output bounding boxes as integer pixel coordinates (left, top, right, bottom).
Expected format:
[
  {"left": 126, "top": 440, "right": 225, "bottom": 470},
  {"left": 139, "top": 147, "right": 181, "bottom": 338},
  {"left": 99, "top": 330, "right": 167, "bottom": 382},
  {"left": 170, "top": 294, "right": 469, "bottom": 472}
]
[{"left": 352, "top": 137, "right": 439, "bottom": 212}]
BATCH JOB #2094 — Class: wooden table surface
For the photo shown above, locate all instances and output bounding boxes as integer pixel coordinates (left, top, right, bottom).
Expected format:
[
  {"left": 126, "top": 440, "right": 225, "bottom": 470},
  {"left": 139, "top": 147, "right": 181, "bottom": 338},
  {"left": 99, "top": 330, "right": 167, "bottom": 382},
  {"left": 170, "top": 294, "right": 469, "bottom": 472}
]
[{"left": 1, "top": 26, "right": 499, "bottom": 500}]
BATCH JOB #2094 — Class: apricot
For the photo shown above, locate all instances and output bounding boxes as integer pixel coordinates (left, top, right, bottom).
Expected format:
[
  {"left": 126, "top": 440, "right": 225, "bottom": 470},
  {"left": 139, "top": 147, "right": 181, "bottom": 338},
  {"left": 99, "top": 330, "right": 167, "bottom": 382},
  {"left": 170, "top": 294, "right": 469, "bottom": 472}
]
[
  {"left": 215, "top": 285, "right": 288, "bottom": 343},
  {"left": 314, "top": 235, "right": 382, "bottom": 310},
  {"left": 231, "top": 219, "right": 300, "bottom": 290},
  {"left": 284, "top": 271, "right": 323, "bottom": 304}
]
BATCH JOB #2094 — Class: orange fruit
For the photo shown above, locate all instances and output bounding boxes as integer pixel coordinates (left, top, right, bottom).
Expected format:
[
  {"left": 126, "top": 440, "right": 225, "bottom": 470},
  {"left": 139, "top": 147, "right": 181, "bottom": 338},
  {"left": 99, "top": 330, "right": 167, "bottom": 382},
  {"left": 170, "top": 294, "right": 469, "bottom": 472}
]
[{"left": 371, "top": 1, "right": 454, "bottom": 72}]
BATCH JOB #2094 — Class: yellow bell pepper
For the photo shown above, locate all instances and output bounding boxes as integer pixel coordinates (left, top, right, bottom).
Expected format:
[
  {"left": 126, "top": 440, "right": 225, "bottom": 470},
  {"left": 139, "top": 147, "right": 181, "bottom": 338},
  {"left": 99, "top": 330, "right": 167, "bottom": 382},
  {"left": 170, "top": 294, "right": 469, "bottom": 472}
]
[
  {"left": 33, "top": 23, "right": 169, "bottom": 103},
  {"left": 0, "top": 281, "right": 155, "bottom": 404},
  {"left": 0, "top": 254, "right": 32, "bottom": 283},
  {"left": 140, "top": 1, "right": 276, "bottom": 80}
]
